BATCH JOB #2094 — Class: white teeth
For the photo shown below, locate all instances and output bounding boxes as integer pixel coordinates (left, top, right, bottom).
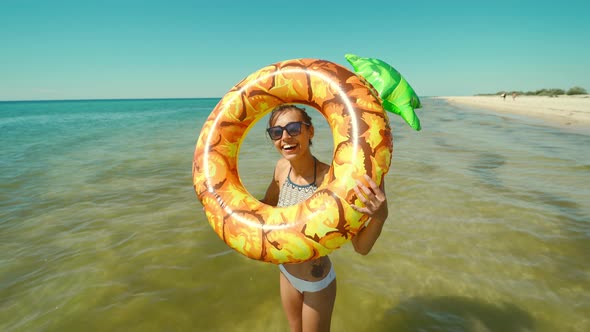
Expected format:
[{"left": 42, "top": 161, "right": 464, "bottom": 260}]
[{"left": 283, "top": 144, "right": 296, "bottom": 150}]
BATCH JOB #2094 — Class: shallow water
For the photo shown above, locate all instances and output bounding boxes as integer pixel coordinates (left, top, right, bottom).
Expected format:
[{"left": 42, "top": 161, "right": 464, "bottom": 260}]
[{"left": 1, "top": 98, "right": 588, "bottom": 331}]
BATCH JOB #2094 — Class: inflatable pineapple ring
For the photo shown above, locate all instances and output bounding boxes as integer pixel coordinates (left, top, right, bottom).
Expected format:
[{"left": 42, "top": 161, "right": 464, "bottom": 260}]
[{"left": 193, "top": 58, "right": 393, "bottom": 264}]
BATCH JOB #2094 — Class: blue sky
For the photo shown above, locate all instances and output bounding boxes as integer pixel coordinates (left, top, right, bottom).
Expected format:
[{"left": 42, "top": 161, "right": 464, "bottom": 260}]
[{"left": 1, "top": 0, "right": 589, "bottom": 101}]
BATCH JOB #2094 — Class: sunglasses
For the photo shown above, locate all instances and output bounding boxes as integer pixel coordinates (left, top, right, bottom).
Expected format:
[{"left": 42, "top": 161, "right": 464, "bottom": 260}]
[{"left": 267, "top": 121, "right": 310, "bottom": 140}]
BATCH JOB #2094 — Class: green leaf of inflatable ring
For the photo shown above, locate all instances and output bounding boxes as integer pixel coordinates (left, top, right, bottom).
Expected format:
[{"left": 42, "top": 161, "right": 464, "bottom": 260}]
[{"left": 345, "top": 54, "right": 422, "bottom": 131}]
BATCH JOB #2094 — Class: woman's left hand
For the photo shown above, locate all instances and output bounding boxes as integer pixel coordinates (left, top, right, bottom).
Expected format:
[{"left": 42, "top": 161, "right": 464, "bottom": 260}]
[{"left": 351, "top": 174, "right": 388, "bottom": 222}]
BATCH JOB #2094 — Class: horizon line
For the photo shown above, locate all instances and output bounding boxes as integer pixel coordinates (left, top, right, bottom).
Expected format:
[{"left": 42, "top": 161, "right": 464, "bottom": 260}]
[{"left": 0, "top": 95, "right": 442, "bottom": 103}]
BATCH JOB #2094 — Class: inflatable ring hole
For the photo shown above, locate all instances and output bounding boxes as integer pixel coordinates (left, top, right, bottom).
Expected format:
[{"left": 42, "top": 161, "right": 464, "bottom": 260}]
[{"left": 238, "top": 104, "right": 334, "bottom": 201}]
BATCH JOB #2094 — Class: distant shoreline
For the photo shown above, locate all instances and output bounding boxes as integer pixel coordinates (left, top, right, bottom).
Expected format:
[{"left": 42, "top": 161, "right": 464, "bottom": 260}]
[
  {"left": 437, "top": 95, "right": 590, "bottom": 132},
  {"left": 4, "top": 95, "right": 590, "bottom": 133}
]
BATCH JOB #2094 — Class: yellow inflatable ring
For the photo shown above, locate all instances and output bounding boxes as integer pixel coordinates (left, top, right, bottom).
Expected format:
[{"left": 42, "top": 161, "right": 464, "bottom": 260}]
[{"left": 193, "top": 58, "right": 393, "bottom": 264}]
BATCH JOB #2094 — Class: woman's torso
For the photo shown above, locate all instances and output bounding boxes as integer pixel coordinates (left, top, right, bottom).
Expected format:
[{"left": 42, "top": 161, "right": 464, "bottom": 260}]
[{"left": 277, "top": 158, "right": 333, "bottom": 281}]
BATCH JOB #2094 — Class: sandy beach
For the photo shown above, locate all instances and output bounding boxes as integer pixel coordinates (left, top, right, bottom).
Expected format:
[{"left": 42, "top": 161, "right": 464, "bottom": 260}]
[{"left": 438, "top": 95, "right": 590, "bottom": 131}]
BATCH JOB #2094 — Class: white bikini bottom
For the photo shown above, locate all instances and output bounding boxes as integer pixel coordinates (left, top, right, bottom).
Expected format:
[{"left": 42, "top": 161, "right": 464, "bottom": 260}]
[{"left": 279, "top": 263, "right": 336, "bottom": 293}]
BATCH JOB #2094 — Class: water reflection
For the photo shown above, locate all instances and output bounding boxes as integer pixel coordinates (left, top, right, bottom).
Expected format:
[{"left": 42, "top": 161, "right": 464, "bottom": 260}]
[{"left": 377, "top": 296, "right": 535, "bottom": 332}]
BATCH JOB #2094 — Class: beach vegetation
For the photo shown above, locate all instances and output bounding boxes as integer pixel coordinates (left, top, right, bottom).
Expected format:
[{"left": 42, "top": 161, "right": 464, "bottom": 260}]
[
  {"left": 533, "top": 89, "right": 565, "bottom": 97},
  {"left": 566, "top": 86, "right": 587, "bottom": 95},
  {"left": 477, "top": 86, "right": 587, "bottom": 97}
]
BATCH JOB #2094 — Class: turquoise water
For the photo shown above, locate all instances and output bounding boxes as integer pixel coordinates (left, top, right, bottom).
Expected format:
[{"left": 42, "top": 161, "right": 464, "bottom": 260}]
[{"left": 1, "top": 98, "right": 588, "bottom": 331}]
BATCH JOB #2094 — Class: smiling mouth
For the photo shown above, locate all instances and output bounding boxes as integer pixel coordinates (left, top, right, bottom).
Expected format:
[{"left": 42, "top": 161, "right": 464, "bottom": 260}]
[{"left": 282, "top": 144, "right": 297, "bottom": 151}]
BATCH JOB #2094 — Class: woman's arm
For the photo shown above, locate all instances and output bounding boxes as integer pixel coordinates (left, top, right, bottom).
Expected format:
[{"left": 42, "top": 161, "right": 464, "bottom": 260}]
[
  {"left": 260, "top": 163, "right": 281, "bottom": 206},
  {"left": 350, "top": 175, "right": 389, "bottom": 255}
]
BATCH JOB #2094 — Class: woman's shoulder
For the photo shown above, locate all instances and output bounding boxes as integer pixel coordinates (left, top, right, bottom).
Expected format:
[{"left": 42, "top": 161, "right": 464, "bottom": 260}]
[{"left": 316, "top": 159, "right": 331, "bottom": 183}]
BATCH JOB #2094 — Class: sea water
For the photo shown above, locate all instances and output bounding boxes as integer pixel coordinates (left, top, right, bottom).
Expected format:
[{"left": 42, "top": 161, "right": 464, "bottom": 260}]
[{"left": 0, "top": 98, "right": 588, "bottom": 331}]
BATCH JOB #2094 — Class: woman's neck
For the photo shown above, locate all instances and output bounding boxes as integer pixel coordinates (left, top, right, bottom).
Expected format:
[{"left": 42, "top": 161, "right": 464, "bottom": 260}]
[{"left": 288, "top": 153, "right": 316, "bottom": 182}]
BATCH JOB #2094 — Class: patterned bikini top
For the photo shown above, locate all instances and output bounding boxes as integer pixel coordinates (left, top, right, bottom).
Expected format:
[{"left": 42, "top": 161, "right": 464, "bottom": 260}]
[{"left": 277, "top": 158, "right": 318, "bottom": 207}]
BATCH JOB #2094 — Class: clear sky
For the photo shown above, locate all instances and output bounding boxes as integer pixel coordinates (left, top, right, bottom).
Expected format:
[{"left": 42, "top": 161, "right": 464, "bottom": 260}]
[{"left": 1, "top": 0, "right": 589, "bottom": 101}]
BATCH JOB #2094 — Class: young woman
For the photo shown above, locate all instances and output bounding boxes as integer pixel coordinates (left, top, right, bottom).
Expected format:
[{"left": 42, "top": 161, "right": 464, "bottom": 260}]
[{"left": 261, "top": 104, "right": 389, "bottom": 332}]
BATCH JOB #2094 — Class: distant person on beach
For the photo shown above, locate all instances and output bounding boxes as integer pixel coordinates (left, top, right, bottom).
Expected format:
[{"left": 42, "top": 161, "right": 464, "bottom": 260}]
[
  {"left": 512, "top": 92, "right": 517, "bottom": 100},
  {"left": 501, "top": 93, "right": 506, "bottom": 100},
  {"left": 261, "top": 104, "right": 388, "bottom": 332}
]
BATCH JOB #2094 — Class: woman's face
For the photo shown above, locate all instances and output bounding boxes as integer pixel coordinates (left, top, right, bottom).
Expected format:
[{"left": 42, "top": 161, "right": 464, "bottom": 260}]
[{"left": 270, "top": 109, "right": 314, "bottom": 160}]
